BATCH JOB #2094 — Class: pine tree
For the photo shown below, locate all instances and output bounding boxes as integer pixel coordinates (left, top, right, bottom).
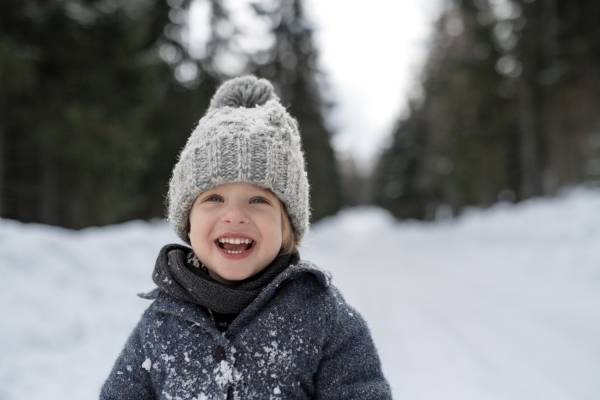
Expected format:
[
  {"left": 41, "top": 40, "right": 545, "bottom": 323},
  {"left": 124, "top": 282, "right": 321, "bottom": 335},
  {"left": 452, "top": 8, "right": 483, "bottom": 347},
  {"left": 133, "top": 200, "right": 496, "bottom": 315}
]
[
  {"left": 375, "top": 1, "right": 516, "bottom": 218},
  {"left": 0, "top": 0, "right": 223, "bottom": 227},
  {"left": 517, "top": 0, "right": 600, "bottom": 192}
]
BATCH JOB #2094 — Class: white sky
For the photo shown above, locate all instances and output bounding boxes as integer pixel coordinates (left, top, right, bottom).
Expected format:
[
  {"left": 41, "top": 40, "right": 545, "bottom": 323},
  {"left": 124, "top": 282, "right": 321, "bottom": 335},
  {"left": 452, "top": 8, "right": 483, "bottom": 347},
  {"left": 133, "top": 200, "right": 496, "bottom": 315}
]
[
  {"left": 189, "top": 0, "right": 441, "bottom": 169},
  {"left": 304, "top": 0, "right": 439, "bottom": 168}
]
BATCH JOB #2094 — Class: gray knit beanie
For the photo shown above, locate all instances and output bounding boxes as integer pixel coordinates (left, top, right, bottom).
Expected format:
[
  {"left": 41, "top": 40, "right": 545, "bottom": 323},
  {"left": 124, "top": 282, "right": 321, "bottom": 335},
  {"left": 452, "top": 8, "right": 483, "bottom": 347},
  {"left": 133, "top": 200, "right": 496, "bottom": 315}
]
[{"left": 167, "top": 76, "right": 310, "bottom": 244}]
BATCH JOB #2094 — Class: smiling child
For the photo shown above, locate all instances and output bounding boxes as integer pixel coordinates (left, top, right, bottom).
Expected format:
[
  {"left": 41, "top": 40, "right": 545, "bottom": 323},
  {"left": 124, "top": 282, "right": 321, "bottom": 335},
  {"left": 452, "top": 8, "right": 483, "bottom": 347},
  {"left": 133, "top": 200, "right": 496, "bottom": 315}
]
[{"left": 100, "top": 76, "right": 392, "bottom": 399}]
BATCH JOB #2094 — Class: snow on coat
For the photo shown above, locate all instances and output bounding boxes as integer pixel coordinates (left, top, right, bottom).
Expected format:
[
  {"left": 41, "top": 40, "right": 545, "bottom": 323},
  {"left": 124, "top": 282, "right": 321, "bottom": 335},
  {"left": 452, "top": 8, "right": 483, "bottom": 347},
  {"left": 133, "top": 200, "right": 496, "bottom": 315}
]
[{"left": 100, "top": 260, "right": 392, "bottom": 399}]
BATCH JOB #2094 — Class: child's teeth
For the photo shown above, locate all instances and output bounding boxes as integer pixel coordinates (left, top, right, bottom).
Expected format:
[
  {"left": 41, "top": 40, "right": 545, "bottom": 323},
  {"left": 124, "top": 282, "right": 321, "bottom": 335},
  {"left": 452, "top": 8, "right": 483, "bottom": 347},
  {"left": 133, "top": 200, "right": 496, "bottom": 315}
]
[
  {"left": 218, "top": 237, "right": 253, "bottom": 244},
  {"left": 224, "top": 249, "right": 244, "bottom": 254}
]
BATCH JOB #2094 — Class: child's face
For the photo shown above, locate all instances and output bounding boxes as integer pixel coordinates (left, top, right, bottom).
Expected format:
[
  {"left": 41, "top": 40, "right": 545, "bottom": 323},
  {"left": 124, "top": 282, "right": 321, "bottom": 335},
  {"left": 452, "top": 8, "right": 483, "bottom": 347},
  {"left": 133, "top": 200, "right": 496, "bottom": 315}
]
[{"left": 188, "top": 182, "right": 283, "bottom": 285}]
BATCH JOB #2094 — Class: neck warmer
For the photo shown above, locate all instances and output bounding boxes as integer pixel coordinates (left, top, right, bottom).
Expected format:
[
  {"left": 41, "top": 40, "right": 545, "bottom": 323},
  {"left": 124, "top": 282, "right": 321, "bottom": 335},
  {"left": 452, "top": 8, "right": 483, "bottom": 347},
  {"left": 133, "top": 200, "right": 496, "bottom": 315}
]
[{"left": 152, "top": 244, "right": 297, "bottom": 314}]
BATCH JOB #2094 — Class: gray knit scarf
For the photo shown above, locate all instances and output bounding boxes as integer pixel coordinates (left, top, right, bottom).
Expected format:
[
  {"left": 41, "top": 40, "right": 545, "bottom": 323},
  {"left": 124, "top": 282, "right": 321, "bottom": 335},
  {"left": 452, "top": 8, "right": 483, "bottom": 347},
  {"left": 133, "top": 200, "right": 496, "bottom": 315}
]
[{"left": 152, "top": 244, "right": 297, "bottom": 314}]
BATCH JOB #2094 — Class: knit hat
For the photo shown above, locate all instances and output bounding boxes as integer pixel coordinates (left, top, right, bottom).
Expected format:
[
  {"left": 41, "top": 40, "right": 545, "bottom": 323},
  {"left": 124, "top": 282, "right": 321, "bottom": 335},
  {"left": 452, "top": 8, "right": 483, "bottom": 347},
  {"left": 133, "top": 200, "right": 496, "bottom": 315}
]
[{"left": 167, "top": 76, "right": 310, "bottom": 244}]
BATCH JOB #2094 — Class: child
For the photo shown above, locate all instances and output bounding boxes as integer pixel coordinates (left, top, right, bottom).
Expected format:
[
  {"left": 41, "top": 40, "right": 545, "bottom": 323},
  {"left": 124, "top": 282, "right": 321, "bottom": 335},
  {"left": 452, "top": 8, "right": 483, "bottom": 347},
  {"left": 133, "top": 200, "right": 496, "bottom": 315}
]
[{"left": 100, "top": 76, "right": 392, "bottom": 399}]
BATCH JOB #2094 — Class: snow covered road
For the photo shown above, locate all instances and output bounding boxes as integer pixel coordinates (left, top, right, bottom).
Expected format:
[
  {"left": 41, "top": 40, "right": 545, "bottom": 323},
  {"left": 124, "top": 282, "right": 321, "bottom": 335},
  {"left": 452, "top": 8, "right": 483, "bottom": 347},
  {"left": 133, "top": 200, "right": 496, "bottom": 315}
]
[
  {"left": 1, "top": 189, "right": 599, "bottom": 399},
  {"left": 303, "top": 190, "right": 600, "bottom": 400}
]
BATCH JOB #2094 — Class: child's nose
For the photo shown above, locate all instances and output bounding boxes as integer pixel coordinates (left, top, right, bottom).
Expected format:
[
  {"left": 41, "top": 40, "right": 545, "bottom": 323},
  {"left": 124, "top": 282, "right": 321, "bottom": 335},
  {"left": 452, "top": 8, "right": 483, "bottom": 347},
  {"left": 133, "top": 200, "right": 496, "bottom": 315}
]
[{"left": 221, "top": 203, "right": 249, "bottom": 224}]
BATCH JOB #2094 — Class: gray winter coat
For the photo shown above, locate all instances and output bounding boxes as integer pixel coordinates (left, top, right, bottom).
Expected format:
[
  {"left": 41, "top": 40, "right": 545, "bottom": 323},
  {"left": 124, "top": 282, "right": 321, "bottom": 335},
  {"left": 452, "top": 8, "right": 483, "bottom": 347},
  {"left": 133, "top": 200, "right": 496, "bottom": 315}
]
[{"left": 100, "top": 260, "right": 392, "bottom": 399}]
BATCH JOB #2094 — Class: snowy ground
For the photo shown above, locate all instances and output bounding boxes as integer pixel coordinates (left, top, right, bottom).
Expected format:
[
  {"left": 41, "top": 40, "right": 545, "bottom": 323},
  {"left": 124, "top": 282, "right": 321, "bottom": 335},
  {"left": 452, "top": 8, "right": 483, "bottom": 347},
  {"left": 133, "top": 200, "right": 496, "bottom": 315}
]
[{"left": 1, "top": 188, "right": 599, "bottom": 399}]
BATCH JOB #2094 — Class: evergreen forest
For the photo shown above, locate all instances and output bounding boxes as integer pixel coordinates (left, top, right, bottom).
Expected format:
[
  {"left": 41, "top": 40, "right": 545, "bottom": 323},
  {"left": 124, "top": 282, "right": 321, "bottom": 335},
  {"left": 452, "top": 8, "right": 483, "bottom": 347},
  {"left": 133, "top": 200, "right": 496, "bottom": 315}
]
[
  {"left": 3, "top": 0, "right": 600, "bottom": 228},
  {"left": 0, "top": 0, "right": 341, "bottom": 228},
  {"left": 374, "top": 0, "right": 600, "bottom": 220}
]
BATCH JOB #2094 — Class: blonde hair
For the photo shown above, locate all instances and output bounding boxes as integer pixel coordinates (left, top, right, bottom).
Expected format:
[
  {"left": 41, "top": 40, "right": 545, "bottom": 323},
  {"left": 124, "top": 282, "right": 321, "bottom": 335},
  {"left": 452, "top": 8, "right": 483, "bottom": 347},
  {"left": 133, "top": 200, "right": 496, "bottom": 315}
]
[{"left": 279, "top": 201, "right": 298, "bottom": 255}]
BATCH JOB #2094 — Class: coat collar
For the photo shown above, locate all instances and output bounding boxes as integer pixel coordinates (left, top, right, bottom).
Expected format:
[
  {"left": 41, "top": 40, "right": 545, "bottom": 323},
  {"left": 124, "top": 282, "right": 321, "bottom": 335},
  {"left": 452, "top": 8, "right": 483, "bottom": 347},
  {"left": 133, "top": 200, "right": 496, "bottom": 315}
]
[{"left": 138, "top": 260, "right": 331, "bottom": 339}]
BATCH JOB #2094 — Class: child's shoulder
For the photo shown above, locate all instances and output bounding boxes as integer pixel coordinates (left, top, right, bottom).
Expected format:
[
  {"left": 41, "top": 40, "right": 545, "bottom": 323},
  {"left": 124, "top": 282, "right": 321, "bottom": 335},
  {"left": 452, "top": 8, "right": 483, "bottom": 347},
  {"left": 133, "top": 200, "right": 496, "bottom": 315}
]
[
  {"left": 280, "top": 260, "right": 371, "bottom": 342},
  {"left": 275, "top": 260, "right": 359, "bottom": 316},
  {"left": 135, "top": 286, "right": 213, "bottom": 328},
  {"left": 281, "top": 259, "right": 332, "bottom": 289}
]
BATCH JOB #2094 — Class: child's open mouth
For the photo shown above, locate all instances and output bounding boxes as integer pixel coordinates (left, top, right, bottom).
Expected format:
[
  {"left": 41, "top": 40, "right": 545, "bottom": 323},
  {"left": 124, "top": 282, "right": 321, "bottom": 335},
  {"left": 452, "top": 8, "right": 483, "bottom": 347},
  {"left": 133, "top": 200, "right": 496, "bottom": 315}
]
[{"left": 216, "top": 237, "right": 255, "bottom": 254}]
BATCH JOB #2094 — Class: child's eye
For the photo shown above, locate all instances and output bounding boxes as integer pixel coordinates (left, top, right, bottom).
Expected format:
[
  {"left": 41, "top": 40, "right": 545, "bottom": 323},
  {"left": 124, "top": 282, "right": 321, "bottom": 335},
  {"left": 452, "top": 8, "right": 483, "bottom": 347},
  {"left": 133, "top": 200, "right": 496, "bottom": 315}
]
[
  {"left": 250, "top": 197, "right": 268, "bottom": 204},
  {"left": 206, "top": 195, "right": 223, "bottom": 202}
]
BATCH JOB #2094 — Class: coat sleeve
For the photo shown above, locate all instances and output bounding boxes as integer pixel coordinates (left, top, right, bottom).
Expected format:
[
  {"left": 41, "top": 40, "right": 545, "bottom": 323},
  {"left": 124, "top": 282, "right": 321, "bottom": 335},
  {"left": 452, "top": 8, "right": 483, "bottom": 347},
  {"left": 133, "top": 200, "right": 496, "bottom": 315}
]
[
  {"left": 314, "top": 293, "right": 392, "bottom": 400},
  {"left": 100, "top": 315, "right": 156, "bottom": 400}
]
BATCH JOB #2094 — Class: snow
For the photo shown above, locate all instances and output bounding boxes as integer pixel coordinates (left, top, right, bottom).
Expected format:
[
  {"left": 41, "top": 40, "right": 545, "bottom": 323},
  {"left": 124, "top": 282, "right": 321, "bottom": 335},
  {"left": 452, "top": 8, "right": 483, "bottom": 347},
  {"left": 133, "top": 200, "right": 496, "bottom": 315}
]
[{"left": 1, "top": 188, "right": 600, "bottom": 399}]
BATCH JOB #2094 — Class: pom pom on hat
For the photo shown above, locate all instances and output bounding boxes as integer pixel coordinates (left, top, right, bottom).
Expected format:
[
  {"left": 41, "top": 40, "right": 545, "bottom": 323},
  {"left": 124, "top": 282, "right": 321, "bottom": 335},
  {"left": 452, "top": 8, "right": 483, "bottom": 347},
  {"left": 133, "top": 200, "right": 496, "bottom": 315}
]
[
  {"left": 209, "top": 76, "right": 280, "bottom": 110},
  {"left": 167, "top": 76, "right": 310, "bottom": 244}
]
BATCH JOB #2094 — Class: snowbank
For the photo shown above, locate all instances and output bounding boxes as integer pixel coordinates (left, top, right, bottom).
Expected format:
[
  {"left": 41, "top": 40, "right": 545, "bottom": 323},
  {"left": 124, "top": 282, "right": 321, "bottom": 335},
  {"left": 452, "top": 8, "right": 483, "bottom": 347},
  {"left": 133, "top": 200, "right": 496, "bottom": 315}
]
[{"left": 1, "top": 188, "right": 599, "bottom": 399}]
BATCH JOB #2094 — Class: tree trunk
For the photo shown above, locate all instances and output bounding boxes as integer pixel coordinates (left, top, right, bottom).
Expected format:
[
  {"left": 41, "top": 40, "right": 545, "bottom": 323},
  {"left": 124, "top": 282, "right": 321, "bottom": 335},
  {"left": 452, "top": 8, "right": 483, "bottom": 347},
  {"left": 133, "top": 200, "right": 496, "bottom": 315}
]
[
  {"left": 517, "top": 78, "right": 542, "bottom": 198},
  {"left": 0, "top": 96, "right": 4, "bottom": 216}
]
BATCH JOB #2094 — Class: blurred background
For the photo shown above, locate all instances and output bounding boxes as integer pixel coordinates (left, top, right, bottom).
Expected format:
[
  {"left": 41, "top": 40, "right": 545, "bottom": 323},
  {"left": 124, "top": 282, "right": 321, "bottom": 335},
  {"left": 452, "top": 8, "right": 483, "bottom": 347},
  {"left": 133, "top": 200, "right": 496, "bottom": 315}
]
[
  {"left": 2, "top": 0, "right": 600, "bottom": 226},
  {"left": 1, "top": 0, "right": 600, "bottom": 399}
]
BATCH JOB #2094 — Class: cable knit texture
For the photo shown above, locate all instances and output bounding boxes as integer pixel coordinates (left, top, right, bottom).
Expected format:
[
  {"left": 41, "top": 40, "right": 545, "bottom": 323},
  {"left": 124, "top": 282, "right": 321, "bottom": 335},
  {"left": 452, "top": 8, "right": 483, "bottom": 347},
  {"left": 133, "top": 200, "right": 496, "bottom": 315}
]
[
  {"left": 100, "top": 255, "right": 392, "bottom": 400},
  {"left": 167, "top": 76, "right": 310, "bottom": 243}
]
